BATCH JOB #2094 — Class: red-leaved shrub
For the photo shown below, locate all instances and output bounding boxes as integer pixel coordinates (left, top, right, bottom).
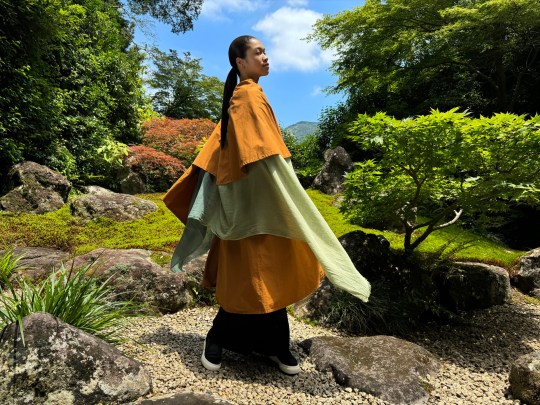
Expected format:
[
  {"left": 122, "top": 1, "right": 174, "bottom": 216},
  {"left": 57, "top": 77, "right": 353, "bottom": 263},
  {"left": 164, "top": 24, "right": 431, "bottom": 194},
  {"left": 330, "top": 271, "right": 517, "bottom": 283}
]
[
  {"left": 126, "top": 145, "right": 185, "bottom": 192},
  {"left": 141, "top": 117, "right": 216, "bottom": 166}
]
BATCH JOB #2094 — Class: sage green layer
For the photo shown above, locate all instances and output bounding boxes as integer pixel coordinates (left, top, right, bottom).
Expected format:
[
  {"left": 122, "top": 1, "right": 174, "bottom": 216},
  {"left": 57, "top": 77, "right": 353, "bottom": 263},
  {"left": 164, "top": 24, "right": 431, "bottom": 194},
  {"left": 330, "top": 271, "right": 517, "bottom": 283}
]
[{"left": 172, "top": 155, "right": 371, "bottom": 302}]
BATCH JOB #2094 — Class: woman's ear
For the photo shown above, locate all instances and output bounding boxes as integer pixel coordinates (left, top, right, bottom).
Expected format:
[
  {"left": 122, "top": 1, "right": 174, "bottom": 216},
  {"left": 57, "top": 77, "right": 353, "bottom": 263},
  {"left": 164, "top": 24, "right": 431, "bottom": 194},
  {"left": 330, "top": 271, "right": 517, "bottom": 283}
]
[{"left": 236, "top": 57, "right": 244, "bottom": 71}]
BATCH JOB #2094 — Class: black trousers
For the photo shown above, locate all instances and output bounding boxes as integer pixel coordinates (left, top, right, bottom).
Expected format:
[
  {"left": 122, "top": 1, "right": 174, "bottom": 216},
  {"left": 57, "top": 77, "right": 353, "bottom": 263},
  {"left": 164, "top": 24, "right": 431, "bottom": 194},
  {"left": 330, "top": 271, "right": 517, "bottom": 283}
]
[{"left": 206, "top": 307, "right": 290, "bottom": 356}]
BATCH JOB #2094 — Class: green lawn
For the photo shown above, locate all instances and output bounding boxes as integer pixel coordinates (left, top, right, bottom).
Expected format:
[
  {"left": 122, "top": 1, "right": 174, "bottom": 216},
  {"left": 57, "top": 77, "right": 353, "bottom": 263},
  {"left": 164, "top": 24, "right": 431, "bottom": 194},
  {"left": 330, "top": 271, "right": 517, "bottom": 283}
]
[
  {"left": 0, "top": 190, "right": 525, "bottom": 268},
  {"left": 305, "top": 189, "right": 524, "bottom": 268}
]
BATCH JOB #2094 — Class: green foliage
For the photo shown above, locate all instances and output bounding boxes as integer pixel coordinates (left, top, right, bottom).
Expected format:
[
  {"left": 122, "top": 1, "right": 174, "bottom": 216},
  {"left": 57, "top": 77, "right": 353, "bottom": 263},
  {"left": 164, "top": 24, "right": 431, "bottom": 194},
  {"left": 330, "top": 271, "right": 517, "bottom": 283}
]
[
  {"left": 308, "top": 189, "right": 523, "bottom": 266},
  {"left": 125, "top": 0, "right": 202, "bottom": 34},
  {"left": 343, "top": 109, "right": 540, "bottom": 253},
  {"left": 0, "top": 257, "right": 142, "bottom": 344},
  {"left": 147, "top": 48, "right": 223, "bottom": 121},
  {"left": 0, "top": 248, "right": 23, "bottom": 288},
  {"left": 283, "top": 130, "right": 323, "bottom": 184},
  {"left": 0, "top": 0, "right": 146, "bottom": 185},
  {"left": 317, "top": 103, "right": 355, "bottom": 153},
  {"left": 311, "top": 0, "right": 540, "bottom": 119},
  {"left": 190, "top": 285, "right": 217, "bottom": 307}
]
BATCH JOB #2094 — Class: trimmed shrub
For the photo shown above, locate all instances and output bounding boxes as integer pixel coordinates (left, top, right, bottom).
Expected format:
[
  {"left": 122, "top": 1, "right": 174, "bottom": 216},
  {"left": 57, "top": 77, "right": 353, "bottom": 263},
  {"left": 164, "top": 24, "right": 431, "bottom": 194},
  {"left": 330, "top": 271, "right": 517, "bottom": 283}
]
[
  {"left": 141, "top": 117, "right": 215, "bottom": 166},
  {"left": 125, "top": 145, "right": 185, "bottom": 192}
]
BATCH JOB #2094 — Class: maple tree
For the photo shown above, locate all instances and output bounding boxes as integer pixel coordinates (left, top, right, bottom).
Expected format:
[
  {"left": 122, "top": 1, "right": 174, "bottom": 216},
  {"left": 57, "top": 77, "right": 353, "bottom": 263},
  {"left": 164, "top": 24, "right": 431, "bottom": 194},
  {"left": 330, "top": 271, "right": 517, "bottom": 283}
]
[
  {"left": 141, "top": 117, "right": 215, "bottom": 166},
  {"left": 126, "top": 145, "right": 185, "bottom": 192}
]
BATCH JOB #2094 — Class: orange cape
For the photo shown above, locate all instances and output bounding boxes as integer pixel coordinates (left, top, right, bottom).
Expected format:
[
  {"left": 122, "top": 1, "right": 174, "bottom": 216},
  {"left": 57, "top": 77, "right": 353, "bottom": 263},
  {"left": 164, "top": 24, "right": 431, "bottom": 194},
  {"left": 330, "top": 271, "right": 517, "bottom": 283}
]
[{"left": 163, "top": 79, "right": 290, "bottom": 222}]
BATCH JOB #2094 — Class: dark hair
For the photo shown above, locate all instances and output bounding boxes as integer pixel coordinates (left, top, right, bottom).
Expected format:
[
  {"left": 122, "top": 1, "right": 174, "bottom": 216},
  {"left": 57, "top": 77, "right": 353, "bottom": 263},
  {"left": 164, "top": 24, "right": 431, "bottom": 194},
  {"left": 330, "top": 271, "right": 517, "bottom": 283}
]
[{"left": 220, "top": 35, "right": 256, "bottom": 148}]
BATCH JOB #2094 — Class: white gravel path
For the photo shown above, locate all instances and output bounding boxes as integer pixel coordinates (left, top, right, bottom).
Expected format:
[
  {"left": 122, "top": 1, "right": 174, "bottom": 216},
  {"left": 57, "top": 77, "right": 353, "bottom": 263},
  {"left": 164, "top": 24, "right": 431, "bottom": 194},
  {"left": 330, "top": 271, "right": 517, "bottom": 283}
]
[{"left": 118, "top": 293, "right": 539, "bottom": 404}]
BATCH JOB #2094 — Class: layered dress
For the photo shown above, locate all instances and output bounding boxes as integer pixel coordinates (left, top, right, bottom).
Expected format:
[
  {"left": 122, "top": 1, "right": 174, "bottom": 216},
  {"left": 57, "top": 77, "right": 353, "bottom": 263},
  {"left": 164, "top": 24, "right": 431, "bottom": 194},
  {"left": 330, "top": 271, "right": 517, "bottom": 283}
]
[{"left": 163, "top": 79, "right": 370, "bottom": 354}]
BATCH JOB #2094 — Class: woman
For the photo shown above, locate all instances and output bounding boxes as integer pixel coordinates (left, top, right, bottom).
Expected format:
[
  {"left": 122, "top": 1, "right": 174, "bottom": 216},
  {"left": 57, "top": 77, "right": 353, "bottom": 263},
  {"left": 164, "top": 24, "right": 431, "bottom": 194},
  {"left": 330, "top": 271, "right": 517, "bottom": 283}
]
[{"left": 163, "top": 35, "right": 370, "bottom": 375}]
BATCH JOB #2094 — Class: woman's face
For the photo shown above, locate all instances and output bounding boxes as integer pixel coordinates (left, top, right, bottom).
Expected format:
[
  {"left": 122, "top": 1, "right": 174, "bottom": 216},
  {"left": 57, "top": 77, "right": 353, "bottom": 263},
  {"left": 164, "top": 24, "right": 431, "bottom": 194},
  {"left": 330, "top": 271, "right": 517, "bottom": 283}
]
[{"left": 236, "top": 38, "right": 269, "bottom": 82}]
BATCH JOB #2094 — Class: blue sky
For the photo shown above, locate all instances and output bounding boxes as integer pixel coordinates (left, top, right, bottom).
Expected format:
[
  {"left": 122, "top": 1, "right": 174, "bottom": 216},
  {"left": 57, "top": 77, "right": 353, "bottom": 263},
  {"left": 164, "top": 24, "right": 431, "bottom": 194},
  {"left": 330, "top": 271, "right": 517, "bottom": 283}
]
[{"left": 133, "top": 0, "right": 363, "bottom": 128}]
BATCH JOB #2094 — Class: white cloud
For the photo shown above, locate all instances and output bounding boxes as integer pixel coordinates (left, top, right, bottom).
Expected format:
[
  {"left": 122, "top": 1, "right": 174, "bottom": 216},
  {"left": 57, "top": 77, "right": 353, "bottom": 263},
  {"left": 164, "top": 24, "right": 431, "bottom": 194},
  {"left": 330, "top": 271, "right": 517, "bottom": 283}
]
[
  {"left": 287, "top": 0, "right": 309, "bottom": 6},
  {"left": 311, "top": 86, "right": 323, "bottom": 96},
  {"left": 201, "top": 0, "right": 266, "bottom": 20},
  {"left": 252, "top": 7, "right": 330, "bottom": 72}
]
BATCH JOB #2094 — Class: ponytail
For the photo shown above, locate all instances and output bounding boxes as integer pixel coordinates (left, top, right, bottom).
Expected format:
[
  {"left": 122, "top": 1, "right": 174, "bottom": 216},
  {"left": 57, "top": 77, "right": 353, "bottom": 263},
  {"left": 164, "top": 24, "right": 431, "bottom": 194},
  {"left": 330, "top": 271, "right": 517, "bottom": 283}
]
[
  {"left": 220, "top": 68, "right": 238, "bottom": 148},
  {"left": 220, "top": 35, "right": 256, "bottom": 149}
]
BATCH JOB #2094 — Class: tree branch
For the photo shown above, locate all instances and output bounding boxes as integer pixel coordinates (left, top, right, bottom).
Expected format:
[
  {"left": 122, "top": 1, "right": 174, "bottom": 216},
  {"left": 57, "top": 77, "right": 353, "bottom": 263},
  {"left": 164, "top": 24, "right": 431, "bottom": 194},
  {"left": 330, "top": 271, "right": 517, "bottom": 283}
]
[{"left": 433, "top": 208, "right": 463, "bottom": 230}]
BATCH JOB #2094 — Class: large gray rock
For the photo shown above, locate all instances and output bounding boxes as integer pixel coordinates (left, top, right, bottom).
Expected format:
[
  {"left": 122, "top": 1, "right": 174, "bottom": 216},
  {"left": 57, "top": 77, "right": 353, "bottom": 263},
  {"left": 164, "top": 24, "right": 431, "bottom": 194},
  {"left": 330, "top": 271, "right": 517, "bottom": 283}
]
[
  {"left": 312, "top": 146, "right": 353, "bottom": 195},
  {"left": 301, "top": 335, "right": 439, "bottom": 404},
  {"left": 117, "top": 154, "right": 148, "bottom": 195},
  {"left": 0, "top": 161, "right": 71, "bottom": 213},
  {"left": 138, "top": 392, "right": 234, "bottom": 404},
  {"left": 338, "top": 230, "right": 395, "bottom": 280},
  {"left": 70, "top": 186, "right": 157, "bottom": 221},
  {"left": 0, "top": 247, "right": 71, "bottom": 283},
  {"left": 434, "top": 262, "right": 511, "bottom": 310},
  {"left": 0, "top": 312, "right": 151, "bottom": 404},
  {"left": 68, "top": 248, "right": 193, "bottom": 314},
  {"left": 293, "top": 230, "right": 396, "bottom": 325},
  {"left": 510, "top": 350, "right": 540, "bottom": 405},
  {"left": 513, "top": 248, "right": 540, "bottom": 294},
  {"left": 119, "top": 170, "right": 147, "bottom": 195}
]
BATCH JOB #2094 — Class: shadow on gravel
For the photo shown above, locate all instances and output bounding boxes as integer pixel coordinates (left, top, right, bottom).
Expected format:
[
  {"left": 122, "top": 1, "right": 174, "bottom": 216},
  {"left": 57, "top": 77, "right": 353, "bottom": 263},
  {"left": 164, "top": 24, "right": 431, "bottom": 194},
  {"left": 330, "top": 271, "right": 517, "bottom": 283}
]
[
  {"left": 402, "top": 298, "right": 540, "bottom": 374},
  {"left": 137, "top": 326, "right": 341, "bottom": 397}
]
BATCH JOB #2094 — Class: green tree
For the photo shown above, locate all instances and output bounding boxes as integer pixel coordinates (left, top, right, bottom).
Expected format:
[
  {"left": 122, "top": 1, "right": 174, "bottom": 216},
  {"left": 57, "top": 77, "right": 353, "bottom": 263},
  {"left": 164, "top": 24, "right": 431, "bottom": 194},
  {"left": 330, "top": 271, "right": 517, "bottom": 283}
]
[
  {"left": 282, "top": 128, "right": 324, "bottom": 187},
  {"left": 342, "top": 109, "right": 540, "bottom": 254},
  {"left": 0, "top": 0, "right": 205, "bottom": 187},
  {"left": 0, "top": 0, "right": 146, "bottom": 186},
  {"left": 124, "top": 0, "right": 203, "bottom": 34},
  {"left": 147, "top": 48, "right": 223, "bottom": 121},
  {"left": 311, "top": 0, "right": 540, "bottom": 118}
]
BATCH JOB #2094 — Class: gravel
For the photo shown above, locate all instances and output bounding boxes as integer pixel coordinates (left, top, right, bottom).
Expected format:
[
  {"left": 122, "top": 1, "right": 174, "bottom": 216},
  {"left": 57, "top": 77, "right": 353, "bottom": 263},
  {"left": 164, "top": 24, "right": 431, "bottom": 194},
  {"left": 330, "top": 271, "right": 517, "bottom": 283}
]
[{"left": 118, "top": 292, "right": 540, "bottom": 404}]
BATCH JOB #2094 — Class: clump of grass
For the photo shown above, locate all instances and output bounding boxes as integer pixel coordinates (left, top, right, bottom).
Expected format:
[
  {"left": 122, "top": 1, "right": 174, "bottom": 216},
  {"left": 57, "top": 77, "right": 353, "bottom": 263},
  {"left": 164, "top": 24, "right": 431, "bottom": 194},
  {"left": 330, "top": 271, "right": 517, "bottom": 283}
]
[
  {"left": 301, "top": 280, "right": 405, "bottom": 336},
  {"left": 0, "top": 253, "right": 143, "bottom": 345},
  {"left": 0, "top": 248, "right": 23, "bottom": 288}
]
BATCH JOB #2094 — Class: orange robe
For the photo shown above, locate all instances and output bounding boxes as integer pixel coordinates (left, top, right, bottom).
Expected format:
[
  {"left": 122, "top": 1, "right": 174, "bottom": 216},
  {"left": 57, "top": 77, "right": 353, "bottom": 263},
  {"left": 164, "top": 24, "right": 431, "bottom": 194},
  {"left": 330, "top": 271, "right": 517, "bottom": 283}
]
[{"left": 163, "top": 79, "right": 323, "bottom": 314}]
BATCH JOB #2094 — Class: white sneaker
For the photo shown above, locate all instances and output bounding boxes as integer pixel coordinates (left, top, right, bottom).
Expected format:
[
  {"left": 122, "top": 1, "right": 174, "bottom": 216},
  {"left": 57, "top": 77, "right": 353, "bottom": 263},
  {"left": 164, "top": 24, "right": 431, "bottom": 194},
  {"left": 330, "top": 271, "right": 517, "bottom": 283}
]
[
  {"left": 201, "top": 339, "right": 221, "bottom": 371},
  {"left": 269, "top": 353, "right": 301, "bottom": 375}
]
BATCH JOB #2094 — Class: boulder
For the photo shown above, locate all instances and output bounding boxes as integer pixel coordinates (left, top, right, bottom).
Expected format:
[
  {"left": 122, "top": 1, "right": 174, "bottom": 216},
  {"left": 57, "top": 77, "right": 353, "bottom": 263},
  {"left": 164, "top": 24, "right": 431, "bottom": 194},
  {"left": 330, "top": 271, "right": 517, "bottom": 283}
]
[
  {"left": 338, "top": 230, "right": 396, "bottom": 280},
  {"left": 0, "top": 247, "right": 71, "bottom": 283},
  {"left": 0, "top": 312, "right": 151, "bottom": 404},
  {"left": 300, "top": 335, "right": 439, "bottom": 404},
  {"left": 293, "top": 230, "right": 400, "bottom": 331},
  {"left": 433, "top": 262, "right": 511, "bottom": 310},
  {"left": 70, "top": 186, "right": 157, "bottom": 221},
  {"left": 513, "top": 248, "right": 540, "bottom": 294},
  {"left": 117, "top": 155, "right": 148, "bottom": 195},
  {"left": 0, "top": 161, "right": 71, "bottom": 214},
  {"left": 311, "top": 146, "right": 353, "bottom": 195},
  {"left": 81, "top": 185, "right": 117, "bottom": 196},
  {"left": 68, "top": 248, "right": 193, "bottom": 314},
  {"left": 119, "top": 171, "right": 147, "bottom": 195},
  {"left": 510, "top": 350, "right": 540, "bottom": 405},
  {"left": 138, "top": 392, "right": 234, "bottom": 404}
]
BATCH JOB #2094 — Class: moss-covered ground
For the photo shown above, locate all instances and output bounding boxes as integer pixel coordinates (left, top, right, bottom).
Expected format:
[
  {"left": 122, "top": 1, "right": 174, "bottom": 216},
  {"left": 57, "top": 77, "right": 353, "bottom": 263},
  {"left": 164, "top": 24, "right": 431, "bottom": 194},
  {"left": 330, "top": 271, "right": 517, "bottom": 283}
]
[{"left": 0, "top": 190, "right": 524, "bottom": 268}]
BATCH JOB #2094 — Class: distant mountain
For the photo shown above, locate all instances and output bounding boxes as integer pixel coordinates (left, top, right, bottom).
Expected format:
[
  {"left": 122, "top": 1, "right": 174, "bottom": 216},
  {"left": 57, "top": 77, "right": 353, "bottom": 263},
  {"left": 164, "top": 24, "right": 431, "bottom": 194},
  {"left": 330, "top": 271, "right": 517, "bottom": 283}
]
[{"left": 285, "top": 121, "right": 319, "bottom": 141}]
